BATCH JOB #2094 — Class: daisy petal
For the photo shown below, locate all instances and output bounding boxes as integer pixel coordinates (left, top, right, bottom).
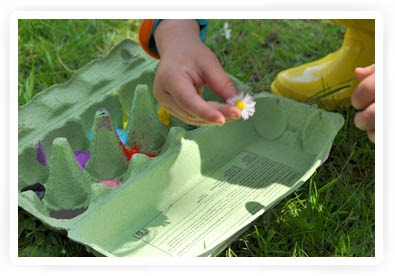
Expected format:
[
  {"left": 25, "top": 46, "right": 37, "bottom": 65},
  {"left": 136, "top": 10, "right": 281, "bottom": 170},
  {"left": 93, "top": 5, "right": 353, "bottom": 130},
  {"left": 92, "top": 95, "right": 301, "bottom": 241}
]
[{"left": 226, "top": 92, "right": 256, "bottom": 120}]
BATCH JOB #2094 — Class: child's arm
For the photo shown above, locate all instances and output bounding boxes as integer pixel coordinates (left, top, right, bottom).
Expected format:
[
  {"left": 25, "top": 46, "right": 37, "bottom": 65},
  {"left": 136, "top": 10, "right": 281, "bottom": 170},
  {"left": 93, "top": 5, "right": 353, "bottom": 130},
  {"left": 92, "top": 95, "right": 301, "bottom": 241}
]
[
  {"left": 141, "top": 19, "right": 241, "bottom": 126},
  {"left": 351, "top": 64, "right": 375, "bottom": 143}
]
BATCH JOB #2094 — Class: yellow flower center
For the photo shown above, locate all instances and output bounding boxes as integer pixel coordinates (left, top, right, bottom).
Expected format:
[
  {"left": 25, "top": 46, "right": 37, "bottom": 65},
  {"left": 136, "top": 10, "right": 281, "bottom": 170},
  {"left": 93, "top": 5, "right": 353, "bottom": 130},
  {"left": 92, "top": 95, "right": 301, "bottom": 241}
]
[{"left": 235, "top": 100, "right": 245, "bottom": 110}]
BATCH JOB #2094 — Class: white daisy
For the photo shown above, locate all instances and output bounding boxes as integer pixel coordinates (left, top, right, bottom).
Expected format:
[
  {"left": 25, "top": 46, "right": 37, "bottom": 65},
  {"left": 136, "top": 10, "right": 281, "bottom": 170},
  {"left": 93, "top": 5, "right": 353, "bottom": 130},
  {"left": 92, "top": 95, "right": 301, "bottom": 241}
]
[
  {"left": 226, "top": 92, "right": 256, "bottom": 120},
  {"left": 223, "top": 22, "right": 232, "bottom": 40}
]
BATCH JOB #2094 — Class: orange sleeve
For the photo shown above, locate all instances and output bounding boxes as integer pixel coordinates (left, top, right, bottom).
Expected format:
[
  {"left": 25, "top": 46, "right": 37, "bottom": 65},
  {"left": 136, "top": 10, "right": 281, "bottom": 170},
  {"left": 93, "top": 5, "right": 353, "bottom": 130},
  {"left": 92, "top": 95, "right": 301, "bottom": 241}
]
[
  {"left": 138, "top": 19, "right": 160, "bottom": 60},
  {"left": 138, "top": 19, "right": 208, "bottom": 60}
]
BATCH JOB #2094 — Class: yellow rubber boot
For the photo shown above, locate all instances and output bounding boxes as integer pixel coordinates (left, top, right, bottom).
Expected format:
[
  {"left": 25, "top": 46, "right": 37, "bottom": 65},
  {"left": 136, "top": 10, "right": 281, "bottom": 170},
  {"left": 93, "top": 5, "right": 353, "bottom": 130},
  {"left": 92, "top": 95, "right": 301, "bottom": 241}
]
[{"left": 271, "top": 19, "right": 375, "bottom": 110}]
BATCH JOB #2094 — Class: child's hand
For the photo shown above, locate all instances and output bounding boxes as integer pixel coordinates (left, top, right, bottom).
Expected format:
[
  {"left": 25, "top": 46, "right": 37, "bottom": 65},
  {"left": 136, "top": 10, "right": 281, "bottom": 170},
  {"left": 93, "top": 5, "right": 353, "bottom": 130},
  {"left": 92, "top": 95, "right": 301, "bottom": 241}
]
[
  {"left": 351, "top": 64, "right": 375, "bottom": 143},
  {"left": 153, "top": 20, "right": 241, "bottom": 126}
]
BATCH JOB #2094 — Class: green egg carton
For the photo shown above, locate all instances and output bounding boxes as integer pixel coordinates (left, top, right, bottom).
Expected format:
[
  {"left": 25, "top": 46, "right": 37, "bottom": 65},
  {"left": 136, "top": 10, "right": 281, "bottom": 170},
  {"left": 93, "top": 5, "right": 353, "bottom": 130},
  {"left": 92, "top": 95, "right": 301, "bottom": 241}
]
[{"left": 18, "top": 39, "right": 344, "bottom": 257}]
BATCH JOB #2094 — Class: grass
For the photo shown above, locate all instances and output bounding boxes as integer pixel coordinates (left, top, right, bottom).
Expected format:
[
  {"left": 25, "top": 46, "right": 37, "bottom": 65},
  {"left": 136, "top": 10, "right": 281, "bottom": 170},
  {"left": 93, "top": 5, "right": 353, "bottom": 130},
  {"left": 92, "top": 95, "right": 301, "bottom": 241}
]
[
  {"left": 18, "top": 19, "right": 140, "bottom": 105},
  {"left": 17, "top": 19, "right": 375, "bottom": 257}
]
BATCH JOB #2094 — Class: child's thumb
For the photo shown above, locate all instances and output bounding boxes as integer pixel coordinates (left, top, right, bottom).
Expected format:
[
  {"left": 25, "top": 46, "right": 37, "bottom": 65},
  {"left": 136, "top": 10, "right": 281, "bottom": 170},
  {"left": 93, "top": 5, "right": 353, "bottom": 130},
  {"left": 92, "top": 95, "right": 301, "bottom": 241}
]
[{"left": 203, "top": 61, "right": 239, "bottom": 101}]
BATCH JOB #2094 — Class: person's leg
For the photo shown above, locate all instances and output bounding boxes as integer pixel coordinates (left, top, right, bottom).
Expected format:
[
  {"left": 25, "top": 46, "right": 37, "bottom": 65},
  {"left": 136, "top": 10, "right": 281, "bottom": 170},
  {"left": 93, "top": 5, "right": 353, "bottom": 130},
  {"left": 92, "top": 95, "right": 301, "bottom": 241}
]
[{"left": 271, "top": 19, "right": 374, "bottom": 110}]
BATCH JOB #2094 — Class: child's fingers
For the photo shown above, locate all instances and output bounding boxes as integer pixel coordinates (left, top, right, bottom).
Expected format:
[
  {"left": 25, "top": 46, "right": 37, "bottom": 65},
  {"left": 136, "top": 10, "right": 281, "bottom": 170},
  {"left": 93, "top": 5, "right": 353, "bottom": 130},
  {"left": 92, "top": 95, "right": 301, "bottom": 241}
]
[
  {"left": 156, "top": 89, "right": 218, "bottom": 126},
  {"left": 354, "top": 64, "right": 375, "bottom": 81},
  {"left": 351, "top": 73, "right": 375, "bottom": 110},
  {"left": 169, "top": 77, "right": 227, "bottom": 125},
  {"left": 354, "top": 102, "right": 375, "bottom": 131},
  {"left": 163, "top": 105, "right": 219, "bottom": 126},
  {"left": 207, "top": 101, "right": 241, "bottom": 121},
  {"left": 201, "top": 54, "right": 239, "bottom": 101},
  {"left": 154, "top": 89, "right": 206, "bottom": 126},
  {"left": 367, "top": 130, "right": 375, "bottom": 143}
]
